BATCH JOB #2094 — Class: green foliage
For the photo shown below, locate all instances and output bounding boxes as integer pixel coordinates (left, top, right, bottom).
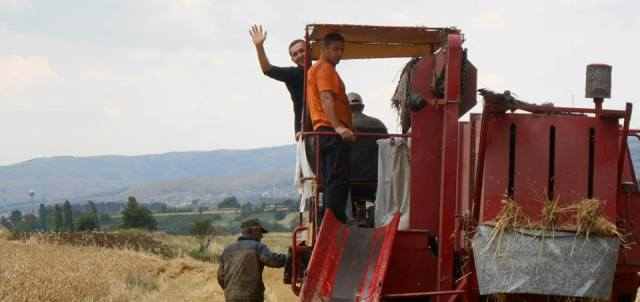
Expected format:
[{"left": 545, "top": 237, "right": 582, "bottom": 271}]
[
  {"left": 19, "top": 214, "right": 38, "bottom": 232},
  {"left": 76, "top": 213, "right": 99, "bottom": 231},
  {"left": 63, "top": 200, "right": 74, "bottom": 232},
  {"left": 0, "top": 216, "right": 10, "bottom": 229},
  {"left": 121, "top": 196, "right": 157, "bottom": 231},
  {"left": 99, "top": 213, "right": 112, "bottom": 224},
  {"left": 9, "top": 210, "right": 22, "bottom": 227},
  {"left": 190, "top": 219, "right": 215, "bottom": 237},
  {"left": 218, "top": 196, "right": 240, "bottom": 209},
  {"left": 77, "top": 200, "right": 100, "bottom": 231},
  {"left": 190, "top": 218, "right": 219, "bottom": 253},
  {"left": 38, "top": 204, "right": 48, "bottom": 231},
  {"left": 54, "top": 205, "right": 63, "bottom": 232}
]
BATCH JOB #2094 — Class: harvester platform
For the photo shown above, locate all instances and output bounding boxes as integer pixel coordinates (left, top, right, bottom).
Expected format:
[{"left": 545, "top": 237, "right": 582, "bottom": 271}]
[{"left": 299, "top": 211, "right": 400, "bottom": 302}]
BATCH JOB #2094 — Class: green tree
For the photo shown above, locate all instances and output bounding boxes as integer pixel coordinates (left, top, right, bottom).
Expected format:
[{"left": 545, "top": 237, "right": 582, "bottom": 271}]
[
  {"left": 121, "top": 196, "right": 157, "bottom": 231},
  {"left": 75, "top": 201, "right": 100, "bottom": 231},
  {"left": 99, "top": 213, "right": 112, "bottom": 224},
  {"left": 76, "top": 214, "right": 99, "bottom": 231},
  {"left": 63, "top": 200, "right": 74, "bottom": 232},
  {"left": 53, "top": 204, "right": 63, "bottom": 232},
  {"left": 190, "top": 219, "right": 219, "bottom": 252},
  {"left": 218, "top": 196, "right": 240, "bottom": 209},
  {"left": 87, "top": 201, "right": 99, "bottom": 229},
  {"left": 17, "top": 214, "right": 38, "bottom": 232},
  {"left": 9, "top": 210, "right": 22, "bottom": 227},
  {"left": 38, "top": 204, "right": 48, "bottom": 231},
  {"left": 0, "top": 216, "right": 11, "bottom": 229}
]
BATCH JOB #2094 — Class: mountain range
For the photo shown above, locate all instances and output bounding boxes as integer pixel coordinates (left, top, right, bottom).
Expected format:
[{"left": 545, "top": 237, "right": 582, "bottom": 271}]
[{"left": 0, "top": 145, "right": 297, "bottom": 214}]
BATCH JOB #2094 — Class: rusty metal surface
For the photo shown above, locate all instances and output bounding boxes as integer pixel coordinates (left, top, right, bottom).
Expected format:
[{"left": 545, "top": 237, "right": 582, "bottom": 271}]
[
  {"left": 305, "top": 24, "right": 458, "bottom": 60},
  {"left": 309, "top": 41, "right": 432, "bottom": 60},
  {"left": 306, "top": 23, "right": 457, "bottom": 44}
]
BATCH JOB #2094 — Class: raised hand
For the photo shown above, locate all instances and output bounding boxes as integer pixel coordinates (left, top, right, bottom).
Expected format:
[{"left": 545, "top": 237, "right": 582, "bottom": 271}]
[{"left": 249, "top": 24, "right": 267, "bottom": 46}]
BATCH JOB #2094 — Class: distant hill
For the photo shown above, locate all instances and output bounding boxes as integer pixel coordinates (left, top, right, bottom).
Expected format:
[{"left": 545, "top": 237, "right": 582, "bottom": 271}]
[{"left": 0, "top": 145, "right": 296, "bottom": 213}]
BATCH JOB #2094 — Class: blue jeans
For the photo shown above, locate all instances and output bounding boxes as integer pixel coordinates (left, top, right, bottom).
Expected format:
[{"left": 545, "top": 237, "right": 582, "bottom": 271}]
[{"left": 318, "top": 127, "right": 351, "bottom": 223}]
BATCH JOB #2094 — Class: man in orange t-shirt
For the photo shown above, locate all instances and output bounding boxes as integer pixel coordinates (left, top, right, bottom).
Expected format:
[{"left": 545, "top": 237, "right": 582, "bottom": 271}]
[{"left": 306, "top": 32, "right": 354, "bottom": 223}]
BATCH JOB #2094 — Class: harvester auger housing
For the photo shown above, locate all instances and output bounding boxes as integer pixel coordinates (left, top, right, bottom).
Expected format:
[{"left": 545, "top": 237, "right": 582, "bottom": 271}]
[{"left": 289, "top": 23, "right": 639, "bottom": 302}]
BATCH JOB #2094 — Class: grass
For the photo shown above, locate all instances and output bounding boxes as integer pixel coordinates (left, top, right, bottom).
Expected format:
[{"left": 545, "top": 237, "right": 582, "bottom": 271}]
[{"left": 0, "top": 231, "right": 297, "bottom": 302}]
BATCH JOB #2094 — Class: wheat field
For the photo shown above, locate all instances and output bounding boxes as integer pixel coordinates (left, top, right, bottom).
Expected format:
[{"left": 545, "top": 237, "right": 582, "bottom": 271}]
[{"left": 0, "top": 229, "right": 297, "bottom": 302}]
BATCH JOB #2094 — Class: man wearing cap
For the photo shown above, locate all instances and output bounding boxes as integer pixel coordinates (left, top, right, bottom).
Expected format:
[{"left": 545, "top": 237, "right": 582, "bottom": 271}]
[
  {"left": 348, "top": 92, "right": 388, "bottom": 225},
  {"left": 249, "top": 24, "right": 306, "bottom": 138},
  {"left": 348, "top": 92, "right": 388, "bottom": 135},
  {"left": 217, "top": 219, "right": 287, "bottom": 302},
  {"left": 306, "top": 32, "right": 354, "bottom": 223}
]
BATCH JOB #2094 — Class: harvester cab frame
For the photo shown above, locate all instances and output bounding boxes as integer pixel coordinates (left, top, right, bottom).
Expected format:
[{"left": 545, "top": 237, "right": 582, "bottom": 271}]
[{"left": 290, "top": 23, "right": 639, "bottom": 302}]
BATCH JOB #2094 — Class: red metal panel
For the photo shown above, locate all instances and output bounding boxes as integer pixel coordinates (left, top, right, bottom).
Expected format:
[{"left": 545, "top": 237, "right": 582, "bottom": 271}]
[
  {"left": 300, "top": 211, "right": 400, "bottom": 302},
  {"left": 595, "top": 118, "right": 620, "bottom": 220},
  {"left": 480, "top": 115, "right": 511, "bottom": 221},
  {"left": 438, "top": 33, "right": 462, "bottom": 293},
  {"left": 382, "top": 231, "right": 437, "bottom": 295},
  {"left": 481, "top": 114, "right": 620, "bottom": 224},
  {"left": 300, "top": 211, "right": 349, "bottom": 301},
  {"left": 457, "top": 122, "right": 471, "bottom": 249},
  {"left": 553, "top": 117, "right": 591, "bottom": 204},
  {"left": 512, "top": 115, "right": 550, "bottom": 220},
  {"left": 620, "top": 192, "right": 640, "bottom": 266},
  {"left": 410, "top": 54, "right": 442, "bottom": 231},
  {"left": 358, "top": 215, "right": 400, "bottom": 301}
]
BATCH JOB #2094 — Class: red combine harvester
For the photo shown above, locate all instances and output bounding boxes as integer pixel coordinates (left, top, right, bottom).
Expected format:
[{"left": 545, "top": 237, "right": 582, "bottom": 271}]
[{"left": 288, "top": 24, "right": 640, "bottom": 301}]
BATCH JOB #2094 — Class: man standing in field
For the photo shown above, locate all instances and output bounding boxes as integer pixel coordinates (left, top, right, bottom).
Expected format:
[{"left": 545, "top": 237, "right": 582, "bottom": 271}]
[
  {"left": 306, "top": 32, "right": 354, "bottom": 223},
  {"left": 249, "top": 24, "right": 306, "bottom": 138},
  {"left": 217, "top": 219, "right": 287, "bottom": 302}
]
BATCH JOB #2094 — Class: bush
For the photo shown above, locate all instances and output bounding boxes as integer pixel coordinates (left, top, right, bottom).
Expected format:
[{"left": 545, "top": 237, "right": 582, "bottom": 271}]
[
  {"left": 188, "top": 248, "right": 218, "bottom": 263},
  {"left": 76, "top": 213, "right": 99, "bottom": 231},
  {"left": 121, "top": 196, "right": 157, "bottom": 231},
  {"left": 218, "top": 196, "right": 240, "bottom": 209}
]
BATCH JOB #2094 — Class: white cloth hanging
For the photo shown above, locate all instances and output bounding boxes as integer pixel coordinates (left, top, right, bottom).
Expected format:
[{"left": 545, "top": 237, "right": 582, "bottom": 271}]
[
  {"left": 374, "top": 138, "right": 411, "bottom": 230},
  {"left": 294, "top": 139, "right": 316, "bottom": 212}
]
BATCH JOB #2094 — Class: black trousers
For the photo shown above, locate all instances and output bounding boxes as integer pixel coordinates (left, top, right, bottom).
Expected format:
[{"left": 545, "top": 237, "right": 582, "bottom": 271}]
[{"left": 318, "top": 127, "right": 351, "bottom": 223}]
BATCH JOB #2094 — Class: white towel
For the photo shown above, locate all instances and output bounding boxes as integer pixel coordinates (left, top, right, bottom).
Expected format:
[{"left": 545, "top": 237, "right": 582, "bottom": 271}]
[
  {"left": 375, "top": 138, "right": 411, "bottom": 229},
  {"left": 294, "top": 139, "right": 316, "bottom": 212}
]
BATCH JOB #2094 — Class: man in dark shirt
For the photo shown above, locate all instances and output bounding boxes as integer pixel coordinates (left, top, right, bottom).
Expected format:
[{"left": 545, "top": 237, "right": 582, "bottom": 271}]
[
  {"left": 250, "top": 24, "right": 305, "bottom": 137},
  {"left": 218, "top": 219, "right": 287, "bottom": 302},
  {"left": 348, "top": 92, "right": 388, "bottom": 224}
]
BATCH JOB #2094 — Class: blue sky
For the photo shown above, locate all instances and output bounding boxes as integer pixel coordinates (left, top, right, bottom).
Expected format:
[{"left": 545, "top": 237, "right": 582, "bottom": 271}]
[{"left": 1, "top": 0, "right": 638, "bottom": 165}]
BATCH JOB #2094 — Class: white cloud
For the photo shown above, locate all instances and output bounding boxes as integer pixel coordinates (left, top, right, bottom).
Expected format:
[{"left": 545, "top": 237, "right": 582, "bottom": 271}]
[
  {"left": 472, "top": 11, "right": 506, "bottom": 30},
  {"left": 0, "top": 0, "right": 31, "bottom": 11},
  {"left": 0, "top": 55, "right": 60, "bottom": 96}
]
